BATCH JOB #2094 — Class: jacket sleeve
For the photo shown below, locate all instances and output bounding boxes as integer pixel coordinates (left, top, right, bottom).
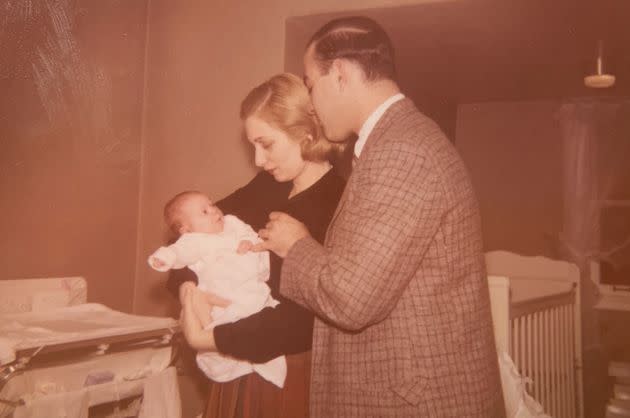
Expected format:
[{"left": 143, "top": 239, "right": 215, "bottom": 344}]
[{"left": 280, "top": 143, "right": 446, "bottom": 331}]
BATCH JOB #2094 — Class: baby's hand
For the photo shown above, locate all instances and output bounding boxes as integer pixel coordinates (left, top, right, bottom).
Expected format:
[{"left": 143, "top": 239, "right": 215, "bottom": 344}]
[
  {"left": 236, "top": 240, "right": 254, "bottom": 254},
  {"left": 150, "top": 258, "right": 167, "bottom": 270}
]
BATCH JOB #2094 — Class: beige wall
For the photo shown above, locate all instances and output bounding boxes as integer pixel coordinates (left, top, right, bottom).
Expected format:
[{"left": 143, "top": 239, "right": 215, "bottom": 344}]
[
  {"left": 135, "top": 0, "right": 439, "bottom": 316},
  {"left": 456, "top": 101, "right": 564, "bottom": 257},
  {"left": 0, "top": 1, "right": 148, "bottom": 312}
]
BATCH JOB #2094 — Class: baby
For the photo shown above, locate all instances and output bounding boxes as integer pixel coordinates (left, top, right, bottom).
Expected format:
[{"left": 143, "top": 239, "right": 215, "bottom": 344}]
[{"left": 148, "top": 191, "right": 286, "bottom": 387}]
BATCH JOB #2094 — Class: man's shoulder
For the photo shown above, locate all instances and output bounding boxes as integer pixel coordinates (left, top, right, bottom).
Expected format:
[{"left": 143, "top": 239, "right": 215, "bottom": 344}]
[
  {"left": 369, "top": 99, "right": 445, "bottom": 149},
  {"left": 363, "top": 101, "right": 468, "bottom": 183}
]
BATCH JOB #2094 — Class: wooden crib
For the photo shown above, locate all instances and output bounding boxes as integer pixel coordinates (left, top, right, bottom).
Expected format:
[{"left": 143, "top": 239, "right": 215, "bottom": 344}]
[{"left": 487, "top": 251, "right": 584, "bottom": 418}]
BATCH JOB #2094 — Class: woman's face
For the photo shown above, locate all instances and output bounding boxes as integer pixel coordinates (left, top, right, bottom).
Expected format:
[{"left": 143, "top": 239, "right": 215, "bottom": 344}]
[{"left": 244, "top": 116, "right": 306, "bottom": 183}]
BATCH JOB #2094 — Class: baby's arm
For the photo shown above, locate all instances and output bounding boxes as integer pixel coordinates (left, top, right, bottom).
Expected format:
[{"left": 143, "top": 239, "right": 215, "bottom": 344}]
[
  {"left": 148, "top": 234, "right": 215, "bottom": 272},
  {"left": 148, "top": 246, "right": 178, "bottom": 272},
  {"left": 226, "top": 215, "right": 270, "bottom": 282},
  {"left": 228, "top": 216, "right": 262, "bottom": 254}
]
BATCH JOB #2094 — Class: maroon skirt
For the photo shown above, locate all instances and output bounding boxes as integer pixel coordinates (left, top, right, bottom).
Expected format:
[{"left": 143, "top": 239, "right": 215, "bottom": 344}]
[{"left": 204, "top": 351, "right": 311, "bottom": 418}]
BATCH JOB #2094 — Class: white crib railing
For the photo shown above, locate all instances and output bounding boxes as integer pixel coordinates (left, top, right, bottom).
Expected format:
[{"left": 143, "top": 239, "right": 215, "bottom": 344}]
[
  {"left": 487, "top": 251, "right": 584, "bottom": 418},
  {"left": 510, "top": 287, "right": 577, "bottom": 418}
]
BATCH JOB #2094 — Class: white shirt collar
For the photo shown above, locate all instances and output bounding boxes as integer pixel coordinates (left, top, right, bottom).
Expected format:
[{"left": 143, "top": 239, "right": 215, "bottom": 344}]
[{"left": 354, "top": 93, "right": 405, "bottom": 159}]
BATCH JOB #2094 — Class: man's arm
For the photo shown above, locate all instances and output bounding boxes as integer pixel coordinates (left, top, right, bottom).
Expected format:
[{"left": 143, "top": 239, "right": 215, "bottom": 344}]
[{"left": 280, "top": 144, "right": 446, "bottom": 331}]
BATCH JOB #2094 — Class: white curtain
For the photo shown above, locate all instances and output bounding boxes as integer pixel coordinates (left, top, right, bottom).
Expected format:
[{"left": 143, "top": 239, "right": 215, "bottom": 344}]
[
  {"left": 557, "top": 100, "right": 630, "bottom": 346},
  {"left": 558, "top": 100, "right": 630, "bottom": 271}
]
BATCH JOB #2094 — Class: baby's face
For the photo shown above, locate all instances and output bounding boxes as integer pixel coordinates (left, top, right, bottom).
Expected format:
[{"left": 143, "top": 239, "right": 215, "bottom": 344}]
[{"left": 179, "top": 195, "right": 224, "bottom": 234}]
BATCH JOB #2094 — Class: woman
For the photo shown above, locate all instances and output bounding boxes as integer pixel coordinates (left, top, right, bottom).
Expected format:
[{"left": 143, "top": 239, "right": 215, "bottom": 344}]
[{"left": 169, "top": 73, "right": 345, "bottom": 418}]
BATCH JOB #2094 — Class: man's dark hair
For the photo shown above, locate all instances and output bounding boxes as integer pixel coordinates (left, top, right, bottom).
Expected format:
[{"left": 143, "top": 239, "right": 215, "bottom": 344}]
[{"left": 307, "top": 16, "right": 396, "bottom": 82}]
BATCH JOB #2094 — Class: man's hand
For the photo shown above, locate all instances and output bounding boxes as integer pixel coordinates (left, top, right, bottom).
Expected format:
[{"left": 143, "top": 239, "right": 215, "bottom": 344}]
[{"left": 252, "top": 212, "right": 310, "bottom": 258}]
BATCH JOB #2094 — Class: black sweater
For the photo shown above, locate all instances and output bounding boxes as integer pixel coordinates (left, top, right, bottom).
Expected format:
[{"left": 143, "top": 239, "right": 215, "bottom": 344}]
[{"left": 166, "top": 170, "right": 345, "bottom": 363}]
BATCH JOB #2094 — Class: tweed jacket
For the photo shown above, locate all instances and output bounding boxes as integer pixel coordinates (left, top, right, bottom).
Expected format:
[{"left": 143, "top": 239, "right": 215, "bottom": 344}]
[{"left": 280, "top": 99, "right": 505, "bottom": 417}]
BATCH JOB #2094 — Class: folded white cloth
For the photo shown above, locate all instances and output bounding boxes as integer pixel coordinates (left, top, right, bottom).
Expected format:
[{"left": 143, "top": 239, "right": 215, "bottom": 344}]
[
  {"left": 195, "top": 280, "right": 287, "bottom": 388},
  {"left": 197, "top": 351, "right": 286, "bottom": 388}
]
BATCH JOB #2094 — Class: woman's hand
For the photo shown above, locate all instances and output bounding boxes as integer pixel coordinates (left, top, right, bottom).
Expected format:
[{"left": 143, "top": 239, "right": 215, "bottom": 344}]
[
  {"left": 178, "top": 281, "right": 196, "bottom": 306},
  {"left": 179, "top": 290, "right": 217, "bottom": 351},
  {"left": 190, "top": 288, "right": 230, "bottom": 328}
]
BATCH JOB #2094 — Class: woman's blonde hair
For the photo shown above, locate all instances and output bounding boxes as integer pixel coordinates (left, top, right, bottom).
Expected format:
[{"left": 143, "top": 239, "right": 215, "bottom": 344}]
[{"left": 240, "top": 73, "right": 342, "bottom": 162}]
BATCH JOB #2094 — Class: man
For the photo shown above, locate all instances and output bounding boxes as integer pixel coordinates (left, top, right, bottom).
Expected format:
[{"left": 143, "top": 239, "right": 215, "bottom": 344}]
[{"left": 256, "top": 16, "right": 505, "bottom": 417}]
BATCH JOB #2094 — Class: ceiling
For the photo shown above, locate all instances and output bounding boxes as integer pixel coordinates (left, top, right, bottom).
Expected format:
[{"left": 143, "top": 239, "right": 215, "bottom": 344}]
[{"left": 287, "top": 0, "right": 630, "bottom": 104}]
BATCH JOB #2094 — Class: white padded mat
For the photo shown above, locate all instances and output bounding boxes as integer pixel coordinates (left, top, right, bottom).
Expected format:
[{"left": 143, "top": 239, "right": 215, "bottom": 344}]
[{"left": 0, "top": 303, "right": 177, "bottom": 366}]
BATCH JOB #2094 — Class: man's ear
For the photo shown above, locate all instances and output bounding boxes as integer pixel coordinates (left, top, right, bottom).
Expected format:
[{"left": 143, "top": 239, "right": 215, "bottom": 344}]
[
  {"left": 332, "top": 58, "right": 359, "bottom": 93},
  {"left": 331, "top": 58, "right": 347, "bottom": 92}
]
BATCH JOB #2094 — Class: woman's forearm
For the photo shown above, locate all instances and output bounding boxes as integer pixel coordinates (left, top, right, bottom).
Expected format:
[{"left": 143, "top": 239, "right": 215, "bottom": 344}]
[
  {"left": 180, "top": 289, "right": 218, "bottom": 352},
  {"left": 214, "top": 301, "right": 314, "bottom": 363},
  {"left": 186, "top": 328, "right": 217, "bottom": 351}
]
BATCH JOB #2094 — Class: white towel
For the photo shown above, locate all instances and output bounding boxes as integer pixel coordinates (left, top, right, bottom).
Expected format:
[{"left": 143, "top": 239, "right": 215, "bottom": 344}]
[
  {"left": 197, "top": 350, "right": 287, "bottom": 388},
  {"left": 195, "top": 285, "right": 287, "bottom": 388}
]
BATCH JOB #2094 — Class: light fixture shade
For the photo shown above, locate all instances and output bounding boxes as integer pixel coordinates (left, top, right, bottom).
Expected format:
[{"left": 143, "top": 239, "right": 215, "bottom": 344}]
[
  {"left": 584, "top": 73, "right": 615, "bottom": 88},
  {"left": 584, "top": 40, "right": 616, "bottom": 88}
]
